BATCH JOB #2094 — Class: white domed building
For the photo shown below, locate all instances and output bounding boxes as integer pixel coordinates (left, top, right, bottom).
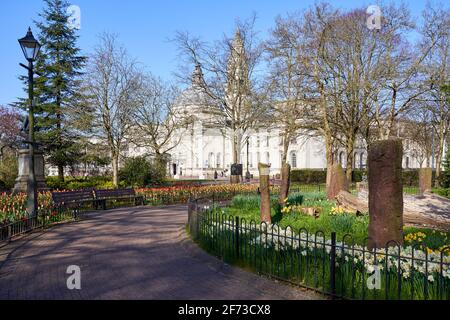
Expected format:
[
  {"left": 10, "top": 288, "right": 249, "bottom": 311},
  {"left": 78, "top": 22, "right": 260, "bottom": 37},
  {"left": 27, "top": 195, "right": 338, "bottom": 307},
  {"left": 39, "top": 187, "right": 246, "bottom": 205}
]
[{"left": 167, "top": 64, "right": 337, "bottom": 179}]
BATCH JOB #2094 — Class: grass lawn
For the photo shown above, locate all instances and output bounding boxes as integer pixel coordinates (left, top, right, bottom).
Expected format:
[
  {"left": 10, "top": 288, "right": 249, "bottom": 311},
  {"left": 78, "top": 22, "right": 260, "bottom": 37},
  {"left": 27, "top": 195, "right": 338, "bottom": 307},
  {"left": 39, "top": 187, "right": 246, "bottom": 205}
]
[{"left": 218, "top": 191, "right": 450, "bottom": 250}]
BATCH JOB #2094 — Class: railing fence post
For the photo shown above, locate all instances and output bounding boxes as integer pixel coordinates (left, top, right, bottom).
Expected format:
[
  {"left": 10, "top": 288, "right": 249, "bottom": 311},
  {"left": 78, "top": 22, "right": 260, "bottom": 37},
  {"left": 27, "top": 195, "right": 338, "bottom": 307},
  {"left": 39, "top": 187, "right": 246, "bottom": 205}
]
[
  {"left": 235, "top": 216, "right": 240, "bottom": 259},
  {"left": 330, "top": 232, "right": 337, "bottom": 296},
  {"left": 195, "top": 200, "right": 200, "bottom": 240}
]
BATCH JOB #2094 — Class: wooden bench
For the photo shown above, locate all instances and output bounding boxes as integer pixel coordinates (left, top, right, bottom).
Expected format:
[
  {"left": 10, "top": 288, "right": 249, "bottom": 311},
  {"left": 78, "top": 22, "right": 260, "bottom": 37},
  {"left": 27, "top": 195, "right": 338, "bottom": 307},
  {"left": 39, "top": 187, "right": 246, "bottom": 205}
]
[
  {"left": 51, "top": 189, "right": 98, "bottom": 213},
  {"left": 94, "top": 188, "right": 144, "bottom": 210}
]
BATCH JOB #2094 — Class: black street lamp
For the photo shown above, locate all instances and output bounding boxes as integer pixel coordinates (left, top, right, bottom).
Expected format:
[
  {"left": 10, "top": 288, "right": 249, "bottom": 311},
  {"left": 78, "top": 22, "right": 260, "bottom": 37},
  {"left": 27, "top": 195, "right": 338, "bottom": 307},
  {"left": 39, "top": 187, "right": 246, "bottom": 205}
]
[
  {"left": 245, "top": 136, "right": 251, "bottom": 182},
  {"left": 18, "top": 27, "right": 41, "bottom": 217}
]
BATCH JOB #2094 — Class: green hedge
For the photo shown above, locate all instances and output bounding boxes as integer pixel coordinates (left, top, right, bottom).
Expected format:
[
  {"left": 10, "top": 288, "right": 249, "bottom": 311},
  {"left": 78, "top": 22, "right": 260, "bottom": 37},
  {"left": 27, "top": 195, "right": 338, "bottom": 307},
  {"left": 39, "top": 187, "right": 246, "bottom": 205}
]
[
  {"left": 290, "top": 168, "right": 439, "bottom": 185},
  {"left": 290, "top": 169, "right": 327, "bottom": 184},
  {"left": 402, "top": 170, "right": 439, "bottom": 187},
  {"left": 434, "top": 188, "right": 450, "bottom": 198},
  {"left": 290, "top": 169, "right": 367, "bottom": 183},
  {"left": 46, "top": 176, "right": 118, "bottom": 190}
]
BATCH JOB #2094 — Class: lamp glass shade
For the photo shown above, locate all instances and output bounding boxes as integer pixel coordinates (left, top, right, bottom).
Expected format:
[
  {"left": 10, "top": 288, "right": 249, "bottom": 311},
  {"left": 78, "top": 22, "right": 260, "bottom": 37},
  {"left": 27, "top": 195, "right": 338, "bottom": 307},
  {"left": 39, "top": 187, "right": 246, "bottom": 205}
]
[{"left": 18, "top": 28, "right": 41, "bottom": 61}]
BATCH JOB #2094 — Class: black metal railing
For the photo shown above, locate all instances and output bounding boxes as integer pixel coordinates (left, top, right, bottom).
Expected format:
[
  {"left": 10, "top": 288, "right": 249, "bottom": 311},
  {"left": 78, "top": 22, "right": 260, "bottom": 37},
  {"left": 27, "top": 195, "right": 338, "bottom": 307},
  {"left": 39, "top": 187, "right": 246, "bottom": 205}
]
[
  {"left": 188, "top": 201, "right": 450, "bottom": 300},
  {"left": 0, "top": 206, "right": 89, "bottom": 245},
  {"left": 141, "top": 187, "right": 286, "bottom": 206}
]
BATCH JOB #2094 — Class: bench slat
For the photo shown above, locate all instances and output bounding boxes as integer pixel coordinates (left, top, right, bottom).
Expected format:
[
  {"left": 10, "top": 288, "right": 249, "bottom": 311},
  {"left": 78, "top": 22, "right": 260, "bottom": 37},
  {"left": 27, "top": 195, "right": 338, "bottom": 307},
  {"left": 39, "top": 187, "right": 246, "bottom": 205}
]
[
  {"left": 52, "top": 189, "right": 95, "bottom": 204},
  {"left": 94, "top": 189, "right": 136, "bottom": 199}
]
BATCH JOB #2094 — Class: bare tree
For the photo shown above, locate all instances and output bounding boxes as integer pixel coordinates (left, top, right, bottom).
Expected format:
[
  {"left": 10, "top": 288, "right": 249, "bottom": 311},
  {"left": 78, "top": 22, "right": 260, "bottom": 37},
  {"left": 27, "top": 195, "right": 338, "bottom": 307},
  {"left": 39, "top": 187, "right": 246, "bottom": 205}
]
[
  {"left": 370, "top": 3, "right": 445, "bottom": 143},
  {"left": 419, "top": 3, "right": 450, "bottom": 181},
  {"left": 132, "top": 74, "right": 188, "bottom": 168},
  {"left": 84, "top": 33, "right": 143, "bottom": 187},
  {"left": 265, "top": 14, "right": 313, "bottom": 201},
  {"left": 0, "top": 105, "right": 22, "bottom": 160},
  {"left": 402, "top": 108, "right": 433, "bottom": 168},
  {"left": 296, "top": 3, "right": 345, "bottom": 191},
  {"left": 174, "top": 16, "right": 267, "bottom": 183}
]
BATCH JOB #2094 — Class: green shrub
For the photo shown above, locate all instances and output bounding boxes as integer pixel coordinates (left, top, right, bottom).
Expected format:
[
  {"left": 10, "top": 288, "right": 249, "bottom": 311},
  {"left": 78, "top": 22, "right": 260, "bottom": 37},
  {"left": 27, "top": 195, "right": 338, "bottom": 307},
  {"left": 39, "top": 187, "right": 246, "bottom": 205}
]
[
  {"left": 291, "top": 169, "right": 326, "bottom": 184},
  {"left": 0, "top": 179, "right": 6, "bottom": 191},
  {"left": 46, "top": 176, "right": 117, "bottom": 190},
  {"left": 352, "top": 169, "right": 367, "bottom": 182},
  {"left": 0, "top": 152, "right": 18, "bottom": 190},
  {"left": 231, "top": 194, "right": 279, "bottom": 210},
  {"left": 329, "top": 214, "right": 356, "bottom": 234},
  {"left": 402, "top": 169, "right": 438, "bottom": 187},
  {"left": 119, "top": 156, "right": 166, "bottom": 188},
  {"left": 434, "top": 188, "right": 450, "bottom": 198},
  {"left": 287, "top": 192, "right": 304, "bottom": 205},
  {"left": 441, "top": 149, "right": 450, "bottom": 188},
  {"left": 291, "top": 169, "right": 368, "bottom": 184}
]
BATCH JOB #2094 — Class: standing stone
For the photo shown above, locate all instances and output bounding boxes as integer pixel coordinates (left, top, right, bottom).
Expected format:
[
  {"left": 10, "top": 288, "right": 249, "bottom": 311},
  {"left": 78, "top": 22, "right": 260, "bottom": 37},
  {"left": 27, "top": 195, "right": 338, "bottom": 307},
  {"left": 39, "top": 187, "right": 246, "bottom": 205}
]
[
  {"left": 327, "top": 164, "right": 348, "bottom": 200},
  {"left": 418, "top": 168, "right": 432, "bottom": 195},
  {"left": 278, "top": 163, "right": 291, "bottom": 204},
  {"left": 259, "top": 163, "right": 271, "bottom": 224},
  {"left": 368, "top": 139, "right": 403, "bottom": 250}
]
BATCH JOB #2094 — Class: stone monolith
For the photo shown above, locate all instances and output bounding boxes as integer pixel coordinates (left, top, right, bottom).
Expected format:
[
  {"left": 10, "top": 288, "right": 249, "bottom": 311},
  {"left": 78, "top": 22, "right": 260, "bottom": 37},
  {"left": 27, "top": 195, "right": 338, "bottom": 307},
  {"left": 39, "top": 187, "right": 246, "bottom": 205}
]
[
  {"left": 259, "top": 163, "right": 271, "bottom": 224},
  {"left": 368, "top": 139, "right": 404, "bottom": 249}
]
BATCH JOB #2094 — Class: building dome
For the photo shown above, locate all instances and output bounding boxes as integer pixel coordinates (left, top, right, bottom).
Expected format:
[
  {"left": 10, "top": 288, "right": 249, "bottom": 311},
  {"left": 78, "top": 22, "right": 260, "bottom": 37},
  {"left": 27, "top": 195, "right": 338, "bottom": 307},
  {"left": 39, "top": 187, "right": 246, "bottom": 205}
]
[{"left": 173, "top": 64, "right": 221, "bottom": 122}]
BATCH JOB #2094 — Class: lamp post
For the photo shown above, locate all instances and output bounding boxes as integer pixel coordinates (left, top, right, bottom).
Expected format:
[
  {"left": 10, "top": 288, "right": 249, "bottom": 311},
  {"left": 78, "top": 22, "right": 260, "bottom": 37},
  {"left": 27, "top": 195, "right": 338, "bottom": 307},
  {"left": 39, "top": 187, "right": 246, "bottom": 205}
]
[
  {"left": 18, "top": 27, "right": 41, "bottom": 217},
  {"left": 245, "top": 136, "right": 251, "bottom": 182}
]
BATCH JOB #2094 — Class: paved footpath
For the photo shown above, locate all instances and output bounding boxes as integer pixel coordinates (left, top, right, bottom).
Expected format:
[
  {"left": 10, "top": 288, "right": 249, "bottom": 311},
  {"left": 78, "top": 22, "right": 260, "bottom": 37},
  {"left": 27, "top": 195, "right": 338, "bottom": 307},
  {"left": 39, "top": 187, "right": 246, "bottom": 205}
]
[{"left": 0, "top": 205, "right": 321, "bottom": 300}]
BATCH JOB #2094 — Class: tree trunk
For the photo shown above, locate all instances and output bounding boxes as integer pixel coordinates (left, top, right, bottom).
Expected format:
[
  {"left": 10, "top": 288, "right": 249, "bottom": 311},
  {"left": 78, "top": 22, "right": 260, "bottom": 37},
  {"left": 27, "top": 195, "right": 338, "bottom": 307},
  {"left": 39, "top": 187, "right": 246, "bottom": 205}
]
[
  {"left": 259, "top": 163, "right": 271, "bottom": 224},
  {"left": 335, "top": 190, "right": 368, "bottom": 214},
  {"left": 112, "top": 153, "right": 119, "bottom": 188},
  {"left": 230, "top": 128, "right": 242, "bottom": 184},
  {"left": 345, "top": 136, "right": 354, "bottom": 183},
  {"left": 325, "top": 134, "right": 334, "bottom": 197},
  {"left": 435, "top": 129, "right": 445, "bottom": 186},
  {"left": 58, "top": 165, "right": 64, "bottom": 182},
  {"left": 56, "top": 93, "right": 64, "bottom": 182},
  {"left": 279, "top": 163, "right": 291, "bottom": 204}
]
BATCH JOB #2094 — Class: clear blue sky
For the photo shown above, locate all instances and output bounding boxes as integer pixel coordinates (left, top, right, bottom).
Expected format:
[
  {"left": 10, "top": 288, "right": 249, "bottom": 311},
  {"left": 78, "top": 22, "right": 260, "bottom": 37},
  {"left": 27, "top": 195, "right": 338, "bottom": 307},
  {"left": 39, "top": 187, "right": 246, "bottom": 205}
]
[{"left": 0, "top": 0, "right": 432, "bottom": 106}]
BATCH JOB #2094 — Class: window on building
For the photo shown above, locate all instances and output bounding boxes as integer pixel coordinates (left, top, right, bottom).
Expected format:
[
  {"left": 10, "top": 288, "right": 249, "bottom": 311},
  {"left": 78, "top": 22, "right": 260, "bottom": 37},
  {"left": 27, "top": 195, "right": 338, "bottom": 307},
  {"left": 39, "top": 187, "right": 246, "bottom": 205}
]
[
  {"left": 291, "top": 152, "right": 297, "bottom": 168},
  {"left": 405, "top": 156, "right": 410, "bottom": 169},
  {"left": 266, "top": 136, "right": 270, "bottom": 147},
  {"left": 216, "top": 153, "right": 221, "bottom": 168},
  {"left": 256, "top": 152, "right": 260, "bottom": 165},
  {"left": 256, "top": 136, "right": 260, "bottom": 148},
  {"left": 354, "top": 153, "right": 359, "bottom": 169},
  {"left": 208, "top": 153, "right": 214, "bottom": 168},
  {"left": 265, "top": 152, "right": 270, "bottom": 164}
]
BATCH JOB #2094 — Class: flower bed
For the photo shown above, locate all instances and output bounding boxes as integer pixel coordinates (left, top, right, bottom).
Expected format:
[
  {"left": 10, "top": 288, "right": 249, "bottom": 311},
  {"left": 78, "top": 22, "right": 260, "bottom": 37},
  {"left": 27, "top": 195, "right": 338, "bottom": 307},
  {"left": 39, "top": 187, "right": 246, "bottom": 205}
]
[
  {"left": 137, "top": 184, "right": 267, "bottom": 205},
  {"left": 0, "top": 192, "right": 54, "bottom": 224},
  {"left": 194, "top": 207, "right": 450, "bottom": 300}
]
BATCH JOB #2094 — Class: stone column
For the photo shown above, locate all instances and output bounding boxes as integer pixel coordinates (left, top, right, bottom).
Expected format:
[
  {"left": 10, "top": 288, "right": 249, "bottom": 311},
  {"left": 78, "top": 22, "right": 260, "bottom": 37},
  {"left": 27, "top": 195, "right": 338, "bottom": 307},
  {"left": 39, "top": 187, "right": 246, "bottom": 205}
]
[
  {"left": 418, "top": 167, "right": 432, "bottom": 195},
  {"left": 368, "top": 139, "right": 403, "bottom": 250},
  {"left": 195, "top": 121, "right": 205, "bottom": 179},
  {"left": 259, "top": 163, "right": 271, "bottom": 224},
  {"left": 327, "top": 164, "right": 348, "bottom": 200},
  {"left": 12, "top": 149, "right": 47, "bottom": 193}
]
